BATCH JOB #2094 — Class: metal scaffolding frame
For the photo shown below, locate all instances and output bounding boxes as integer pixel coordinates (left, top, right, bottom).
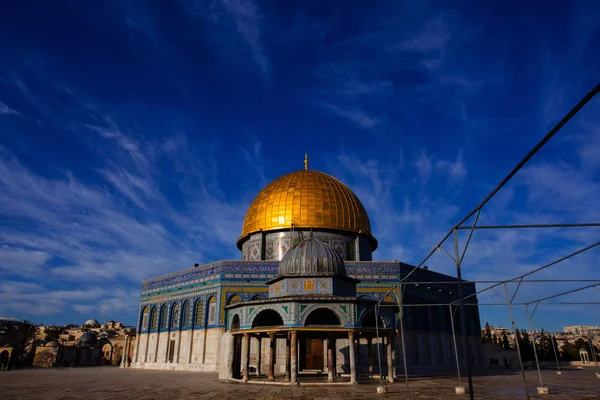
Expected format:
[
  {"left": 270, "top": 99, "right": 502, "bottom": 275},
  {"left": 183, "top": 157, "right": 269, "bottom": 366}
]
[{"left": 371, "top": 82, "right": 600, "bottom": 399}]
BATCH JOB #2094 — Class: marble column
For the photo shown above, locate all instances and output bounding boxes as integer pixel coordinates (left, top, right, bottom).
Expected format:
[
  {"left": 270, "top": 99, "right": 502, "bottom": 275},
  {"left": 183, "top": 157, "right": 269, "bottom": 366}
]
[
  {"left": 367, "top": 337, "right": 374, "bottom": 378},
  {"left": 290, "top": 331, "right": 298, "bottom": 384},
  {"left": 242, "top": 333, "right": 250, "bottom": 382},
  {"left": 120, "top": 336, "right": 128, "bottom": 367},
  {"left": 327, "top": 334, "right": 336, "bottom": 382},
  {"left": 285, "top": 334, "right": 291, "bottom": 382},
  {"left": 227, "top": 334, "right": 236, "bottom": 380},
  {"left": 256, "top": 336, "right": 262, "bottom": 376},
  {"left": 387, "top": 333, "right": 394, "bottom": 382},
  {"left": 125, "top": 336, "right": 131, "bottom": 366},
  {"left": 268, "top": 332, "right": 276, "bottom": 380},
  {"left": 348, "top": 331, "right": 357, "bottom": 384}
]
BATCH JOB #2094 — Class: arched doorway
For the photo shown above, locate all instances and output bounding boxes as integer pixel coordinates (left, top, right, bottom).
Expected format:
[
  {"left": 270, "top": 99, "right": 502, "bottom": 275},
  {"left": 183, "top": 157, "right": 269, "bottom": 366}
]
[
  {"left": 302, "top": 308, "right": 341, "bottom": 370},
  {"left": 231, "top": 314, "right": 240, "bottom": 331},
  {"left": 0, "top": 350, "right": 10, "bottom": 370},
  {"left": 101, "top": 342, "right": 113, "bottom": 365}
]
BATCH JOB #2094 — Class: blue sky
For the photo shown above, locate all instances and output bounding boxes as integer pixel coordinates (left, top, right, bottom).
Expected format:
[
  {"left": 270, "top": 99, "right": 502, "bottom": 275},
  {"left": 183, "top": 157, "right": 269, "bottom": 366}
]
[{"left": 0, "top": 1, "right": 599, "bottom": 331}]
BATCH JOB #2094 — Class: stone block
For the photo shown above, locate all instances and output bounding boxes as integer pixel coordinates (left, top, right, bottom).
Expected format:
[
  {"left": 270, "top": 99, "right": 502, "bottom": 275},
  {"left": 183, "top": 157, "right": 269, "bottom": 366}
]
[{"left": 537, "top": 386, "right": 549, "bottom": 395}]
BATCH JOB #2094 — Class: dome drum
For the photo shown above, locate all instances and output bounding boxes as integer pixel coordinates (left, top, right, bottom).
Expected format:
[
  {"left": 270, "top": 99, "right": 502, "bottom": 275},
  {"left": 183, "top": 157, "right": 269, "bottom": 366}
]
[{"left": 241, "top": 229, "right": 374, "bottom": 262}]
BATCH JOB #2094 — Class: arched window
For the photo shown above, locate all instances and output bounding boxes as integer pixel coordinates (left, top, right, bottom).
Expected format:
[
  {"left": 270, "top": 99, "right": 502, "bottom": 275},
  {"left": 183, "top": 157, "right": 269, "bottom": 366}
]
[
  {"left": 305, "top": 308, "right": 341, "bottom": 326},
  {"left": 159, "top": 304, "right": 168, "bottom": 330},
  {"left": 171, "top": 303, "right": 180, "bottom": 329},
  {"left": 228, "top": 294, "right": 242, "bottom": 305},
  {"left": 252, "top": 309, "right": 284, "bottom": 328},
  {"left": 361, "top": 310, "right": 386, "bottom": 328},
  {"left": 252, "top": 294, "right": 266, "bottom": 300},
  {"left": 231, "top": 314, "right": 240, "bottom": 330},
  {"left": 182, "top": 301, "right": 191, "bottom": 327},
  {"left": 207, "top": 296, "right": 217, "bottom": 325},
  {"left": 194, "top": 299, "right": 204, "bottom": 327},
  {"left": 140, "top": 307, "right": 150, "bottom": 331},
  {"left": 150, "top": 307, "right": 158, "bottom": 330}
]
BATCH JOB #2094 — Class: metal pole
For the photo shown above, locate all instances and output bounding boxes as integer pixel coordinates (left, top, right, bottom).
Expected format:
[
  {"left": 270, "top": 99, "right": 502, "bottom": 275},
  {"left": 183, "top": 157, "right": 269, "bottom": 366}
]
[
  {"left": 397, "top": 284, "right": 411, "bottom": 399},
  {"left": 453, "top": 241, "right": 600, "bottom": 306},
  {"left": 453, "top": 229, "right": 474, "bottom": 399},
  {"left": 550, "top": 334, "right": 561, "bottom": 373},
  {"left": 374, "top": 305, "right": 384, "bottom": 388},
  {"left": 588, "top": 337, "right": 598, "bottom": 367},
  {"left": 525, "top": 305, "right": 544, "bottom": 388},
  {"left": 397, "top": 83, "right": 600, "bottom": 288},
  {"left": 503, "top": 283, "right": 530, "bottom": 399},
  {"left": 449, "top": 304, "right": 462, "bottom": 386},
  {"left": 455, "top": 222, "right": 600, "bottom": 230}
]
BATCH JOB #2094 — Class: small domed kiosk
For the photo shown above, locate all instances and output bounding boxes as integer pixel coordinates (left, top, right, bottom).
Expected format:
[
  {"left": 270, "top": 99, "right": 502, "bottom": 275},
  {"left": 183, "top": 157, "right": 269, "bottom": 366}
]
[{"left": 224, "top": 237, "right": 396, "bottom": 384}]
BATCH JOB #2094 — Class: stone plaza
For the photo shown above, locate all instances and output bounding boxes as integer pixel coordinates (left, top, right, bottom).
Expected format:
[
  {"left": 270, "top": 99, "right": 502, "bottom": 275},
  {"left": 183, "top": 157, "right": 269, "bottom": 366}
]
[{"left": 1, "top": 366, "right": 599, "bottom": 399}]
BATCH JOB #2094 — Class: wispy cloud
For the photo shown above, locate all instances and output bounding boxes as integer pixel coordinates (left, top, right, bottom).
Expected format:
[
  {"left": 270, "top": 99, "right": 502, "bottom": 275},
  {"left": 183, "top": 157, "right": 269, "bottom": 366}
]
[
  {"left": 241, "top": 135, "right": 268, "bottom": 188},
  {"left": 0, "top": 101, "right": 20, "bottom": 116},
  {"left": 218, "top": 0, "right": 269, "bottom": 75},
  {"left": 0, "top": 246, "right": 51, "bottom": 276},
  {"left": 317, "top": 102, "right": 380, "bottom": 129},
  {"left": 413, "top": 149, "right": 467, "bottom": 186},
  {"left": 391, "top": 15, "right": 451, "bottom": 54}
]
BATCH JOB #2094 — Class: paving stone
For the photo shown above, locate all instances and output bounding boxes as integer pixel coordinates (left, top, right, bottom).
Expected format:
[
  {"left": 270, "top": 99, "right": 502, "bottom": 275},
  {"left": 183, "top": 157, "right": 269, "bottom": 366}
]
[{"left": 0, "top": 366, "right": 599, "bottom": 399}]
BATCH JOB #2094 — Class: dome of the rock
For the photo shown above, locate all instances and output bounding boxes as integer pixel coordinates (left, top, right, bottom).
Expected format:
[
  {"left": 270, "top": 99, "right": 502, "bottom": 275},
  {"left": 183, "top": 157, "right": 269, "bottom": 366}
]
[{"left": 238, "top": 169, "right": 376, "bottom": 249}]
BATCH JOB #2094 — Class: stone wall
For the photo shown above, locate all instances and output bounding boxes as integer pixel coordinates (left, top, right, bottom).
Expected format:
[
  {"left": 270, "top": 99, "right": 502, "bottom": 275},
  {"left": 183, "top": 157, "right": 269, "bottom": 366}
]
[
  {"left": 131, "top": 328, "right": 224, "bottom": 371},
  {"left": 33, "top": 347, "right": 58, "bottom": 368}
]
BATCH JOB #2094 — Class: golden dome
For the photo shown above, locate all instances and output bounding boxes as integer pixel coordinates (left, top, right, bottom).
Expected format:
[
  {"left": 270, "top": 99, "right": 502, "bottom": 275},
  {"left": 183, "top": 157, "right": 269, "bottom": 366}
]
[{"left": 238, "top": 169, "right": 377, "bottom": 249}]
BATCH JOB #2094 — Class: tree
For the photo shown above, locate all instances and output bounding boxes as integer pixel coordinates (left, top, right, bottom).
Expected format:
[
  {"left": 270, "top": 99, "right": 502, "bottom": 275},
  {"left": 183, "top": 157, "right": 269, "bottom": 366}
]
[
  {"left": 502, "top": 331, "right": 511, "bottom": 350},
  {"left": 537, "top": 330, "right": 553, "bottom": 361},
  {"left": 492, "top": 333, "right": 499, "bottom": 344},
  {"left": 44, "top": 327, "right": 61, "bottom": 342},
  {"left": 482, "top": 322, "right": 492, "bottom": 343},
  {"left": 2, "top": 320, "right": 39, "bottom": 367},
  {"left": 517, "top": 329, "right": 534, "bottom": 361},
  {"left": 561, "top": 340, "right": 578, "bottom": 361}
]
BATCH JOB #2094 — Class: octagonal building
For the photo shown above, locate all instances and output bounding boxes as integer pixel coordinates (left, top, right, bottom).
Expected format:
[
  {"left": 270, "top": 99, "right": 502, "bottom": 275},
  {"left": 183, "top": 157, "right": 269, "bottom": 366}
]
[{"left": 128, "top": 159, "right": 483, "bottom": 381}]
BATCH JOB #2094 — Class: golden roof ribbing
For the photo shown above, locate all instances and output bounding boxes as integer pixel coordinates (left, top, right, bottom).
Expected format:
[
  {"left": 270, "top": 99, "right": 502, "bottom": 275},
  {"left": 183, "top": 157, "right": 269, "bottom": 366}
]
[{"left": 237, "top": 169, "right": 376, "bottom": 248}]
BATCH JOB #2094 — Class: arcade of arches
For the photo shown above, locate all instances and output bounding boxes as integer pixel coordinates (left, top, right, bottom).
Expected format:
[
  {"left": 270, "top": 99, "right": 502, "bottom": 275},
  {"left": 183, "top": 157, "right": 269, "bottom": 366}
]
[{"left": 227, "top": 307, "right": 396, "bottom": 384}]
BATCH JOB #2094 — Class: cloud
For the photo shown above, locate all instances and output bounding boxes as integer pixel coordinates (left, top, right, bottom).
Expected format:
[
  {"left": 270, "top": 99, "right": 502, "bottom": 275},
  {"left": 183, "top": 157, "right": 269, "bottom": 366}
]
[
  {"left": 0, "top": 90, "right": 250, "bottom": 321},
  {"left": 413, "top": 150, "right": 467, "bottom": 186},
  {"left": 392, "top": 15, "right": 451, "bottom": 53},
  {"left": 218, "top": 0, "right": 269, "bottom": 75},
  {"left": 0, "top": 246, "right": 52, "bottom": 277},
  {"left": 183, "top": 0, "right": 269, "bottom": 76},
  {"left": 0, "top": 101, "right": 20, "bottom": 116},
  {"left": 435, "top": 150, "right": 467, "bottom": 183},
  {"left": 241, "top": 135, "right": 268, "bottom": 188},
  {"left": 317, "top": 102, "right": 380, "bottom": 129},
  {"left": 414, "top": 151, "right": 433, "bottom": 185}
]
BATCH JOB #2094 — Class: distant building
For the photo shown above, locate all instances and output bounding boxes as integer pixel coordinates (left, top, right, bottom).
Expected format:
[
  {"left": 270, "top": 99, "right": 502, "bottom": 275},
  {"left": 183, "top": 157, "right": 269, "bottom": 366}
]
[
  {"left": 33, "top": 318, "right": 135, "bottom": 367},
  {"left": 564, "top": 326, "right": 600, "bottom": 337}
]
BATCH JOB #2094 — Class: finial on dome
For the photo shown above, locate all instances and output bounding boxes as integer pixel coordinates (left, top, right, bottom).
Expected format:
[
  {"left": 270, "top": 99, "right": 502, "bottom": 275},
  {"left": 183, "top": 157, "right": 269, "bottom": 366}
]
[{"left": 304, "top": 151, "right": 308, "bottom": 170}]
